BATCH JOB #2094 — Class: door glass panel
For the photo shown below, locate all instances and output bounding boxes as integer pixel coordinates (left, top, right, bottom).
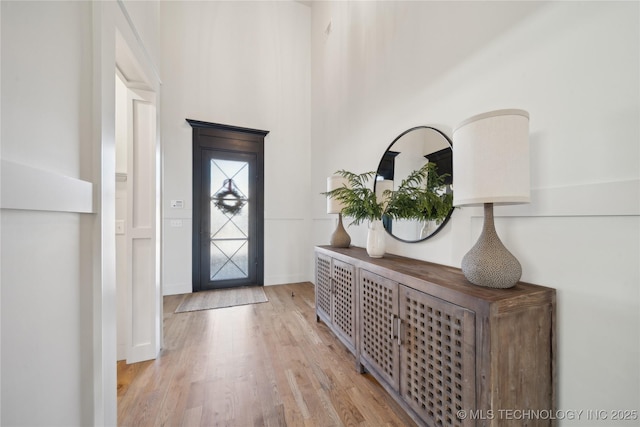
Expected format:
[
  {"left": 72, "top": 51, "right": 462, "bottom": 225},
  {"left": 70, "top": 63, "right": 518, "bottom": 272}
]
[{"left": 209, "top": 159, "right": 250, "bottom": 281}]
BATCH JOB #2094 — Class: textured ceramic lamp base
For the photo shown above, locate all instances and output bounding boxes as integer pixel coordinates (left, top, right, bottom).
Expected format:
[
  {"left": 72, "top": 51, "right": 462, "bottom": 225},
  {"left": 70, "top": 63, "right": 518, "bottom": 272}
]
[
  {"left": 462, "top": 203, "right": 522, "bottom": 289},
  {"left": 330, "top": 213, "right": 351, "bottom": 248}
]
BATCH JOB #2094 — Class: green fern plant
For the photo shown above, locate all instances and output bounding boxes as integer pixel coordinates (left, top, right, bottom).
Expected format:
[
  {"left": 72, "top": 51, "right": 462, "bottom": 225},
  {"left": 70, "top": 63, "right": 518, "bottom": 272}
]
[
  {"left": 323, "top": 164, "right": 452, "bottom": 226},
  {"left": 322, "top": 170, "right": 389, "bottom": 226},
  {"left": 384, "top": 162, "right": 453, "bottom": 223}
]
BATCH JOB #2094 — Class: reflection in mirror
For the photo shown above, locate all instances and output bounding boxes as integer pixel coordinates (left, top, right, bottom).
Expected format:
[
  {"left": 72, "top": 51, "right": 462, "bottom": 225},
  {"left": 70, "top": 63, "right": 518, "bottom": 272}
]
[{"left": 376, "top": 126, "right": 454, "bottom": 242}]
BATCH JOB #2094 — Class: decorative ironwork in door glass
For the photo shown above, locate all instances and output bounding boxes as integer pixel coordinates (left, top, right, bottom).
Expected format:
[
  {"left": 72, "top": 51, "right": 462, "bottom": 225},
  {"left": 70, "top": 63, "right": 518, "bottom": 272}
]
[{"left": 209, "top": 159, "right": 250, "bottom": 281}]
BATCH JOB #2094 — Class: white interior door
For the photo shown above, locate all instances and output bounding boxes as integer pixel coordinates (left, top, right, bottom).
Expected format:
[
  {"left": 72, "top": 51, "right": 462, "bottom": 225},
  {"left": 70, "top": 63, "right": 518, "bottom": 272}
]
[{"left": 126, "top": 88, "right": 160, "bottom": 363}]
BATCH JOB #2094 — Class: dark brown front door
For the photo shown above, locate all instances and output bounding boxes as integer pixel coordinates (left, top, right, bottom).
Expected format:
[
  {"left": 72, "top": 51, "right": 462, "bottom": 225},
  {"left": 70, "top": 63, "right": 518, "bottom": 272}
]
[{"left": 188, "top": 120, "right": 268, "bottom": 291}]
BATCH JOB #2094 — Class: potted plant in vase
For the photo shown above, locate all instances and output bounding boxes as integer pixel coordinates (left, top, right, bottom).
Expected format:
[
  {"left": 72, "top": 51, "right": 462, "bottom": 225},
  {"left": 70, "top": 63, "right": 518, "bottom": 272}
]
[
  {"left": 323, "top": 170, "right": 391, "bottom": 258},
  {"left": 324, "top": 163, "right": 453, "bottom": 257}
]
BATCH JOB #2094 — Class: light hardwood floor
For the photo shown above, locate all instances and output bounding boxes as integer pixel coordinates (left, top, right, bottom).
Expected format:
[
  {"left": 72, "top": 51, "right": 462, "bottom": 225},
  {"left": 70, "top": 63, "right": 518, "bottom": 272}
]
[{"left": 117, "top": 282, "right": 417, "bottom": 427}]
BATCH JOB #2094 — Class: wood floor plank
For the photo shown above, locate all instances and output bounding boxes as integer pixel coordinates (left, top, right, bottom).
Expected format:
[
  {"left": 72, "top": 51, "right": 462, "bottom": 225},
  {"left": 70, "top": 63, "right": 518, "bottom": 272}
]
[
  {"left": 118, "top": 282, "right": 416, "bottom": 427},
  {"left": 181, "top": 406, "right": 202, "bottom": 427}
]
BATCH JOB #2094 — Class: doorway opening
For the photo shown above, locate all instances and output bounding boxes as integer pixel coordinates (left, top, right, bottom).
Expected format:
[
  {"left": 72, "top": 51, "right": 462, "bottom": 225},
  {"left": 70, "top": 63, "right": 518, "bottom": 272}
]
[
  {"left": 188, "top": 120, "right": 269, "bottom": 292},
  {"left": 114, "top": 27, "right": 161, "bottom": 366}
]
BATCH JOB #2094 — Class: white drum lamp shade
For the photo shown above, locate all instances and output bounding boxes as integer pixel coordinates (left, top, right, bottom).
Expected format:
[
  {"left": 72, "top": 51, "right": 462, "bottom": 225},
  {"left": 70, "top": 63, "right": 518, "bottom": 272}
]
[
  {"left": 453, "top": 109, "right": 530, "bottom": 288},
  {"left": 453, "top": 110, "right": 530, "bottom": 207},
  {"left": 326, "top": 176, "right": 351, "bottom": 247},
  {"left": 327, "top": 176, "right": 348, "bottom": 214}
]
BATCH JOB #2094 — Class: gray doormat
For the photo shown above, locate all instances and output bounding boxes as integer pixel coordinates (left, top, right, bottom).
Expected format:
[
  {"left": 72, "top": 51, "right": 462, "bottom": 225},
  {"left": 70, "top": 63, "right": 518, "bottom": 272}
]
[{"left": 175, "top": 286, "right": 268, "bottom": 313}]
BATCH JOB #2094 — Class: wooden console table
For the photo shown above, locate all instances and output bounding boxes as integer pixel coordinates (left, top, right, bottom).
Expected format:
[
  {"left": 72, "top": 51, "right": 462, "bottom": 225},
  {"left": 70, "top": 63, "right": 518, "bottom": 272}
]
[{"left": 315, "top": 246, "right": 556, "bottom": 427}]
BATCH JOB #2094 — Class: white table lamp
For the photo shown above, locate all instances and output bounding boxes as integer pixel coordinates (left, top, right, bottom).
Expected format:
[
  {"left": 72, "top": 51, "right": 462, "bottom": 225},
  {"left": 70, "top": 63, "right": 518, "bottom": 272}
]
[
  {"left": 327, "top": 176, "right": 351, "bottom": 248},
  {"left": 453, "top": 109, "right": 530, "bottom": 288}
]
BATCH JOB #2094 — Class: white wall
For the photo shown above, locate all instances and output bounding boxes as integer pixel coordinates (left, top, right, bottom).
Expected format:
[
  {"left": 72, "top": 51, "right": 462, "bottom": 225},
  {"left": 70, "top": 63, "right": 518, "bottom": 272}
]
[
  {"left": 1, "top": 2, "right": 94, "bottom": 425},
  {"left": 1, "top": 0, "right": 161, "bottom": 425},
  {"left": 160, "top": 1, "right": 311, "bottom": 294},
  {"left": 120, "top": 0, "right": 161, "bottom": 71},
  {"left": 310, "top": 1, "right": 639, "bottom": 423}
]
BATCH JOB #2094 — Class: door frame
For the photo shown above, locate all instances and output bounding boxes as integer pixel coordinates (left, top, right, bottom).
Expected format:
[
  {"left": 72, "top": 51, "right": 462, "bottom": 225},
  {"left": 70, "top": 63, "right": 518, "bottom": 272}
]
[{"left": 187, "top": 119, "right": 268, "bottom": 292}]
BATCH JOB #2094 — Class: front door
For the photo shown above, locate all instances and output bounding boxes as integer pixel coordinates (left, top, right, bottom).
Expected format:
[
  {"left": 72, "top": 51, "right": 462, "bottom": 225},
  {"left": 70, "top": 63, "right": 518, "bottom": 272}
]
[{"left": 189, "top": 120, "right": 268, "bottom": 292}]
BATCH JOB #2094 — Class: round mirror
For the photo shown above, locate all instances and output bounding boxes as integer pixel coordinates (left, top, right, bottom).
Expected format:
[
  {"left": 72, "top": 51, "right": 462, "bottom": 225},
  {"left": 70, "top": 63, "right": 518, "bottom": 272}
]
[{"left": 375, "top": 126, "right": 454, "bottom": 242}]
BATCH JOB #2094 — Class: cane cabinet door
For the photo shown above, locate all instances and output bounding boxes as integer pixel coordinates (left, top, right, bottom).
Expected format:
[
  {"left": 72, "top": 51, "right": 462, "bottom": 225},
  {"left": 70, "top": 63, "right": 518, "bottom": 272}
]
[
  {"left": 399, "top": 285, "right": 476, "bottom": 427},
  {"left": 331, "top": 259, "right": 356, "bottom": 348},
  {"left": 360, "top": 269, "right": 400, "bottom": 390},
  {"left": 315, "top": 252, "right": 332, "bottom": 323}
]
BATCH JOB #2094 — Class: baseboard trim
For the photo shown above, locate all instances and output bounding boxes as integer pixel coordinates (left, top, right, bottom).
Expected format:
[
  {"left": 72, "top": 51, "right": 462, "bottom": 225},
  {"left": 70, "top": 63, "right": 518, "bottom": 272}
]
[{"left": 163, "top": 283, "right": 191, "bottom": 296}]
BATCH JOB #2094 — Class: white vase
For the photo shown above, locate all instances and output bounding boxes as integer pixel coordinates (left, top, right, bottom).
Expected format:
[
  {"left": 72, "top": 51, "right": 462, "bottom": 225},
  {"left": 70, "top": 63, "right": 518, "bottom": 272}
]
[{"left": 366, "top": 219, "right": 386, "bottom": 258}]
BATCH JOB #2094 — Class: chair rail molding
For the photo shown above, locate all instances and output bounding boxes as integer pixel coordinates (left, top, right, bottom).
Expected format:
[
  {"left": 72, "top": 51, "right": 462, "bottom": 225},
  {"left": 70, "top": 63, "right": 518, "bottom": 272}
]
[{"left": 0, "top": 159, "right": 94, "bottom": 214}]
